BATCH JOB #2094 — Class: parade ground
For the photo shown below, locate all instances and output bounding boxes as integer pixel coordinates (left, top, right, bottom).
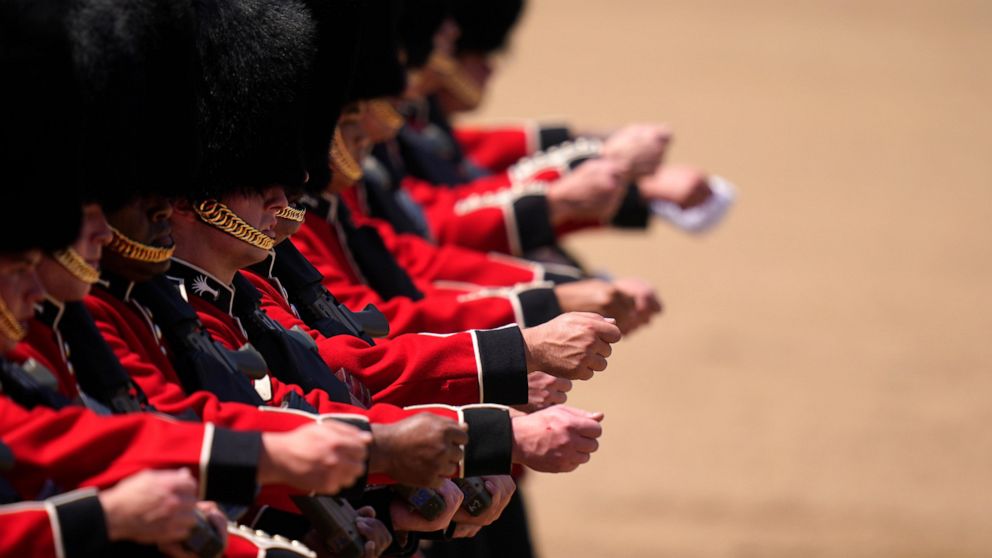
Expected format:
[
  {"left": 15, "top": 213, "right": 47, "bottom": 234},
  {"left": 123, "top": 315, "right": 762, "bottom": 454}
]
[{"left": 467, "top": 1, "right": 992, "bottom": 556}]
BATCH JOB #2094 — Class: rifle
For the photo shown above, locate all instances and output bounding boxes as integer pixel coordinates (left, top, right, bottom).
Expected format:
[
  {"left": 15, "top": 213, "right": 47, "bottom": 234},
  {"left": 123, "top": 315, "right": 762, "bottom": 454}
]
[
  {"left": 291, "top": 495, "right": 366, "bottom": 558},
  {"left": 453, "top": 478, "right": 492, "bottom": 517}
]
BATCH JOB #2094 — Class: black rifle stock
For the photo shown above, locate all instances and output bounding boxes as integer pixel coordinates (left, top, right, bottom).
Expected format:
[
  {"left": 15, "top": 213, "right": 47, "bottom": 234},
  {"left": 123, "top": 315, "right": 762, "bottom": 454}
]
[
  {"left": 290, "top": 495, "right": 366, "bottom": 558},
  {"left": 453, "top": 478, "right": 492, "bottom": 517}
]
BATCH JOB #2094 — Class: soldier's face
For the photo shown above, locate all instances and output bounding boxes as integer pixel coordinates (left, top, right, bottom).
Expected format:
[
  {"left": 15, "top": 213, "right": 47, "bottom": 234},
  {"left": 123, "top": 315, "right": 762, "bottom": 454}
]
[
  {"left": 103, "top": 195, "right": 175, "bottom": 282},
  {"left": 217, "top": 185, "right": 286, "bottom": 266},
  {"left": 0, "top": 250, "right": 45, "bottom": 352},
  {"left": 37, "top": 204, "right": 113, "bottom": 301}
]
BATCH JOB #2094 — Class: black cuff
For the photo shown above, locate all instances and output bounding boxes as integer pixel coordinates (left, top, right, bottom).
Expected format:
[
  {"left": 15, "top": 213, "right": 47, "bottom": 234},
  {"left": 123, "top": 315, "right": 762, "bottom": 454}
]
[
  {"left": 539, "top": 126, "right": 572, "bottom": 150},
  {"left": 512, "top": 196, "right": 556, "bottom": 254},
  {"left": 475, "top": 327, "right": 528, "bottom": 405},
  {"left": 204, "top": 428, "right": 261, "bottom": 505},
  {"left": 462, "top": 407, "right": 513, "bottom": 476},
  {"left": 325, "top": 418, "right": 371, "bottom": 500},
  {"left": 517, "top": 287, "right": 562, "bottom": 327},
  {"left": 543, "top": 268, "right": 582, "bottom": 284},
  {"left": 52, "top": 490, "right": 110, "bottom": 558},
  {"left": 611, "top": 183, "right": 650, "bottom": 229}
]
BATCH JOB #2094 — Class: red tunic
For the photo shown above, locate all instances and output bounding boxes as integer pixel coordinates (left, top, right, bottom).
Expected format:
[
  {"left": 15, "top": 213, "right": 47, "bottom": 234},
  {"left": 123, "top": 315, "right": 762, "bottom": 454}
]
[
  {"left": 244, "top": 267, "right": 528, "bottom": 407},
  {"left": 292, "top": 196, "right": 561, "bottom": 336}
]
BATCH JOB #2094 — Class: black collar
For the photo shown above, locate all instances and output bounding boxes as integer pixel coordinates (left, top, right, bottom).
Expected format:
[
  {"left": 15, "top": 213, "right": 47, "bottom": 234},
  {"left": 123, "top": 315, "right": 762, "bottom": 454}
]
[
  {"left": 299, "top": 193, "right": 338, "bottom": 223},
  {"left": 97, "top": 271, "right": 139, "bottom": 303},
  {"left": 167, "top": 259, "right": 237, "bottom": 316},
  {"left": 34, "top": 298, "right": 64, "bottom": 330}
]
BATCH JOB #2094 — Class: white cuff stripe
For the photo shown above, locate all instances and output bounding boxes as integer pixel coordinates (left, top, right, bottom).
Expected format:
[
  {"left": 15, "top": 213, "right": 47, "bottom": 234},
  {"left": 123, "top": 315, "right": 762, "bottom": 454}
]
[
  {"left": 469, "top": 330, "right": 484, "bottom": 403},
  {"left": 198, "top": 423, "right": 215, "bottom": 501}
]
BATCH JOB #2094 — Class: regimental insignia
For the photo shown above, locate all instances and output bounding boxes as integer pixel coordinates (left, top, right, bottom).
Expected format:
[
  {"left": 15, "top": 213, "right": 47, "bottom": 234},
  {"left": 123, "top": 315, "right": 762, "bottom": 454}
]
[{"left": 191, "top": 275, "right": 221, "bottom": 300}]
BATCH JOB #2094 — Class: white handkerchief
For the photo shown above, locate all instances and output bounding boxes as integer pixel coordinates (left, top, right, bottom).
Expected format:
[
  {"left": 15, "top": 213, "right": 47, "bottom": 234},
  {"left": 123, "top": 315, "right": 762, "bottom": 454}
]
[{"left": 650, "top": 175, "right": 737, "bottom": 234}]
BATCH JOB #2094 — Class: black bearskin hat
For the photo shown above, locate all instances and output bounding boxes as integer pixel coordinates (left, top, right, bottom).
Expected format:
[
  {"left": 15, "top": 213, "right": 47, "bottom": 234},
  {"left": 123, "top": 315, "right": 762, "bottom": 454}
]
[
  {"left": 299, "top": 0, "right": 364, "bottom": 194},
  {"left": 0, "top": 0, "right": 83, "bottom": 253},
  {"left": 397, "top": 0, "right": 449, "bottom": 68},
  {"left": 69, "top": 0, "right": 199, "bottom": 211},
  {"left": 349, "top": 0, "right": 406, "bottom": 102},
  {"left": 191, "top": 0, "right": 316, "bottom": 199},
  {"left": 452, "top": 0, "right": 525, "bottom": 55}
]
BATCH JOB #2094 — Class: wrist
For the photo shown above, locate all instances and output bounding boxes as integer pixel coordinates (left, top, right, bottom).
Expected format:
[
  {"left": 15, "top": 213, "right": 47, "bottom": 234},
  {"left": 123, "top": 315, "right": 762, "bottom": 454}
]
[
  {"left": 257, "top": 433, "right": 285, "bottom": 486},
  {"left": 368, "top": 424, "right": 392, "bottom": 475},
  {"left": 97, "top": 490, "right": 125, "bottom": 541},
  {"left": 519, "top": 329, "right": 539, "bottom": 373}
]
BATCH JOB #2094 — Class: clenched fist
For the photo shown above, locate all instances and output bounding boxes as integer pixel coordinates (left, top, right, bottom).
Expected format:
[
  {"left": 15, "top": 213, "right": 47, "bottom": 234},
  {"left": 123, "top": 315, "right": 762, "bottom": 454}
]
[
  {"left": 637, "top": 163, "right": 712, "bottom": 208},
  {"left": 370, "top": 414, "right": 468, "bottom": 487},
  {"left": 390, "top": 479, "right": 464, "bottom": 533},
  {"left": 511, "top": 406, "right": 604, "bottom": 473},
  {"left": 514, "top": 371, "right": 572, "bottom": 413},
  {"left": 451, "top": 476, "right": 517, "bottom": 538},
  {"left": 555, "top": 279, "right": 638, "bottom": 332},
  {"left": 259, "top": 421, "right": 372, "bottom": 494},
  {"left": 546, "top": 158, "right": 626, "bottom": 225},
  {"left": 522, "top": 312, "right": 622, "bottom": 380},
  {"left": 99, "top": 468, "right": 199, "bottom": 545},
  {"left": 601, "top": 123, "right": 672, "bottom": 180}
]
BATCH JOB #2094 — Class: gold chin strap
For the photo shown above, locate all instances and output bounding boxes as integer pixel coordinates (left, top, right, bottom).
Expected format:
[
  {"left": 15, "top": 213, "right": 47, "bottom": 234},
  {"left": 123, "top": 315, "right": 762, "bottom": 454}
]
[
  {"left": 368, "top": 100, "right": 405, "bottom": 134},
  {"left": 194, "top": 199, "right": 276, "bottom": 251},
  {"left": 52, "top": 248, "right": 100, "bottom": 284},
  {"left": 0, "top": 296, "right": 26, "bottom": 342},
  {"left": 276, "top": 205, "right": 307, "bottom": 223},
  {"left": 107, "top": 227, "right": 176, "bottom": 264},
  {"left": 429, "top": 53, "right": 483, "bottom": 109},
  {"left": 330, "top": 127, "right": 364, "bottom": 184}
]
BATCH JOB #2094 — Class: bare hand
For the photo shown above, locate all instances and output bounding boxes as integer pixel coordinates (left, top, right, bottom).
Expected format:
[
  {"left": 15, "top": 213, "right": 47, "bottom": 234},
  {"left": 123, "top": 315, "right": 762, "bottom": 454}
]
[
  {"left": 601, "top": 123, "right": 672, "bottom": 180},
  {"left": 370, "top": 414, "right": 468, "bottom": 487},
  {"left": 514, "top": 372, "right": 572, "bottom": 413},
  {"left": 511, "top": 406, "right": 604, "bottom": 473},
  {"left": 612, "top": 277, "right": 664, "bottom": 333},
  {"left": 355, "top": 506, "right": 393, "bottom": 558},
  {"left": 158, "top": 501, "right": 228, "bottom": 558},
  {"left": 390, "top": 480, "right": 463, "bottom": 532},
  {"left": 546, "top": 159, "right": 626, "bottom": 225},
  {"left": 259, "top": 421, "right": 373, "bottom": 494},
  {"left": 451, "top": 476, "right": 516, "bottom": 536},
  {"left": 521, "top": 312, "right": 622, "bottom": 380},
  {"left": 637, "top": 163, "right": 711, "bottom": 208},
  {"left": 99, "top": 468, "right": 199, "bottom": 545},
  {"left": 554, "top": 279, "right": 638, "bottom": 332}
]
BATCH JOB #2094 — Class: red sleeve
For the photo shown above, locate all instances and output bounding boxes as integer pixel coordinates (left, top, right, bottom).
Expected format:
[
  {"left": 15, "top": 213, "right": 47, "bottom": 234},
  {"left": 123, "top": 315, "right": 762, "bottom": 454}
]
[
  {"left": 348, "top": 208, "right": 540, "bottom": 288},
  {"left": 0, "top": 502, "right": 61, "bottom": 557},
  {"left": 0, "top": 489, "right": 111, "bottom": 558},
  {"left": 248, "top": 272, "right": 528, "bottom": 407},
  {"left": 0, "top": 394, "right": 251, "bottom": 499},
  {"left": 292, "top": 217, "right": 546, "bottom": 335},
  {"left": 454, "top": 125, "right": 535, "bottom": 173},
  {"left": 83, "top": 291, "right": 317, "bottom": 433}
]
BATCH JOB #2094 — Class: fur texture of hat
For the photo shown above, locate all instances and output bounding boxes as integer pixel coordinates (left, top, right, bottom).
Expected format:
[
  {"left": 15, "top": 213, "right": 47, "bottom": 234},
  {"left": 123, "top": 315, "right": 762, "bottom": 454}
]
[
  {"left": 191, "top": 0, "right": 316, "bottom": 199},
  {"left": 0, "top": 0, "right": 83, "bottom": 253},
  {"left": 70, "top": 0, "right": 199, "bottom": 210},
  {"left": 397, "top": 0, "right": 449, "bottom": 68},
  {"left": 299, "top": 0, "right": 364, "bottom": 194},
  {"left": 349, "top": 0, "right": 406, "bottom": 102},
  {"left": 453, "top": 0, "right": 524, "bottom": 55}
]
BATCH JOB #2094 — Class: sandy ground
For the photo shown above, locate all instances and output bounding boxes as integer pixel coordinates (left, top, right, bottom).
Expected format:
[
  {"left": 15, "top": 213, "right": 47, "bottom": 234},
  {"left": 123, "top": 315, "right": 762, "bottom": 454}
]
[{"left": 463, "top": 1, "right": 992, "bottom": 556}]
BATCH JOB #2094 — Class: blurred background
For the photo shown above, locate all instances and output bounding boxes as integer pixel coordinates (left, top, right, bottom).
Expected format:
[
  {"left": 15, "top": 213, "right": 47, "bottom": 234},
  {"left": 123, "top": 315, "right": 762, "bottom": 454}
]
[{"left": 462, "top": 0, "right": 992, "bottom": 556}]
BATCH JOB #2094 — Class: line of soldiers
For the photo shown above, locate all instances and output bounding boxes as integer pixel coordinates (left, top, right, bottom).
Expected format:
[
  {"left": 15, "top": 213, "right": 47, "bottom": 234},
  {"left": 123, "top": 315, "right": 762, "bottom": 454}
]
[{"left": 0, "top": 0, "right": 733, "bottom": 556}]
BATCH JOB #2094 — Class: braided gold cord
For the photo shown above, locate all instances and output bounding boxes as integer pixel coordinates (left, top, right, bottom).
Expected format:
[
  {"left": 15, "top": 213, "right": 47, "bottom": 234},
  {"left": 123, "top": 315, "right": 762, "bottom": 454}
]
[
  {"left": 330, "top": 128, "right": 364, "bottom": 184},
  {"left": 107, "top": 227, "right": 176, "bottom": 263},
  {"left": 52, "top": 248, "right": 100, "bottom": 284},
  {"left": 0, "top": 297, "right": 26, "bottom": 342},
  {"left": 429, "top": 53, "right": 483, "bottom": 108},
  {"left": 276, "top": 205, "right": 307, "bottom": 223},
  {"left": 368, "top": 100, "right": 405, "bottom": 134},
  {"left": 194, "top": 199, "right": 275, "bottom": 251}
]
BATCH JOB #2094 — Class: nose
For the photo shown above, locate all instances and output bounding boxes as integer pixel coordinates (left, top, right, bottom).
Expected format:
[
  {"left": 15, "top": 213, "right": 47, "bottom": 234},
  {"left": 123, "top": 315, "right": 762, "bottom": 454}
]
[
  {"left": 92, "top": 208, "right": 114, "bottom": 247},
  {"left": 24, "top": 269, "right": 47, "bottom": 306}
]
